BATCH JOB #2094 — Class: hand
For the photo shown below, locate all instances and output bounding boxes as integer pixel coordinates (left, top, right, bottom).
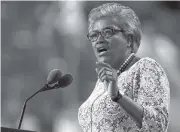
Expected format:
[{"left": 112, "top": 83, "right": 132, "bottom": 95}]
[{"left": 95, "top": 61, "right": 119, "bottom": 98}]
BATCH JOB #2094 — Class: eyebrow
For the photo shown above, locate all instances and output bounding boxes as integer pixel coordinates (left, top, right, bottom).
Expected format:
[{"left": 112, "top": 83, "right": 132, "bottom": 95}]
[
  {"left": 90, "top": 25, "right": 118, "bottom": 33},
  {"left": 103, "top": 25, "right": 115, "bottom": 29},
  {"left": 104, "top": 25, "right": 120, "bottom": 30}
]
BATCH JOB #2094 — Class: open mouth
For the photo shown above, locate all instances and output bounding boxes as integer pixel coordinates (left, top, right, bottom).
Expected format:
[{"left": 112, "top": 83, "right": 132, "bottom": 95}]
[{"left": 97, "top": 47, "right": 108, "bottom": 54}]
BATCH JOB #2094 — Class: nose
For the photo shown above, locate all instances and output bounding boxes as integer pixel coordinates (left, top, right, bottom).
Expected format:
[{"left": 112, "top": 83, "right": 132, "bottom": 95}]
[
  {"left": 96, "top": 40, "right": 105, "bottom": 45},
  {"left": 95, "top": 35, "right": 108, "bottom": 46},
  {"left": 96, "top": 32, "right": 105, "bottom": 42}
]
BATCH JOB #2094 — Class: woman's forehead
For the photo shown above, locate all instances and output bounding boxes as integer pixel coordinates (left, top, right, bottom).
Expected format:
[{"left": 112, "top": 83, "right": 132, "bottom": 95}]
[{"left": 90, "top": 16, "right": 124, "bottom": 31}]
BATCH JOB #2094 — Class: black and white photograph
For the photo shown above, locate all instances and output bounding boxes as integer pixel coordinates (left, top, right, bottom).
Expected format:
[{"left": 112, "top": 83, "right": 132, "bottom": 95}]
[{"left": 1, "top": 1, "right": 180, "bottom": 132}]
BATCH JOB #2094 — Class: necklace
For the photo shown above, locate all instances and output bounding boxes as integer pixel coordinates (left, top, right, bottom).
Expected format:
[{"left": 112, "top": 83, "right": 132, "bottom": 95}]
[{"left": 117, "top": 53, "right": 135, "bottom": 75}]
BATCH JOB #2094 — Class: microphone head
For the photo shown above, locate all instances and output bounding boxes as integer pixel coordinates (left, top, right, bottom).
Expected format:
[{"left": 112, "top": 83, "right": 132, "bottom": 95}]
[
  {"left": 58, "top": 74, "right": 73, "bottom": 88},
  {"left": 47, "top": 69, "right": 62, "bottom": 85}
]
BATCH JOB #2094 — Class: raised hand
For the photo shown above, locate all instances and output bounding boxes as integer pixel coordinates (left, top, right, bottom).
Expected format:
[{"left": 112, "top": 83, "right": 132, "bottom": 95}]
[{"left": 95, "top": 61, "right": 119, "bottom": 98}]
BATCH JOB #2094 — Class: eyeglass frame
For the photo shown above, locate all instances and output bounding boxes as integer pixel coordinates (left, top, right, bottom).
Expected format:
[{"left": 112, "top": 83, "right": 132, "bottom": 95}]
[{"left": 87, "top": 26, "right": 124, "bottom": 42}]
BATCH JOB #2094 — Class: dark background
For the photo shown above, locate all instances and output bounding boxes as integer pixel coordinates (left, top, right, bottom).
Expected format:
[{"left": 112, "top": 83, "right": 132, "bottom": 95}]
[{"left": 1, "top": 1, "right": 180, "bottom": 132}]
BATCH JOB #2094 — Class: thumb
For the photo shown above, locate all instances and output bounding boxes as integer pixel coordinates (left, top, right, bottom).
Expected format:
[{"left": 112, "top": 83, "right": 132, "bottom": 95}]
[
  {"left": 95, "top": 68, "right": 98, "bottom": 73},
  {"left": 107, "top": 81, "right": 113, "bottom": 96},
  {"left": 104, "top": 80, "right": 108, "bottom": 91},
  {"left": 107, "top": 81, "right": 117, "bottom": 98}
]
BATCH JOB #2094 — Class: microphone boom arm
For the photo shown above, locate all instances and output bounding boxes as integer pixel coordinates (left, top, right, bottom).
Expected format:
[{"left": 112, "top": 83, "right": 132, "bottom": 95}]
[{"left": 18, "top": 84, "right": 48, "bottom": 129}]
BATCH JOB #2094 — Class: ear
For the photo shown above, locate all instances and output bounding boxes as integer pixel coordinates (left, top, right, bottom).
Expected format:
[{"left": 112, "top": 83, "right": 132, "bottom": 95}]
[
  {"left": 127, "top": 34, "right": 133, "bottom": 47},
  {"left": 127, "top": 35, "right": 138, "bottom": 53},
  {"left": 133, "top": 42, "right": 139, "bottom": 53}
]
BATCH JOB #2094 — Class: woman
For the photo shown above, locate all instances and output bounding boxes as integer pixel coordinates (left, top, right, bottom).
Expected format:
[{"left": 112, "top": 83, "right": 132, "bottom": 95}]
[{"left": 78, "top": 2, "right": 170, "bottom": 132}]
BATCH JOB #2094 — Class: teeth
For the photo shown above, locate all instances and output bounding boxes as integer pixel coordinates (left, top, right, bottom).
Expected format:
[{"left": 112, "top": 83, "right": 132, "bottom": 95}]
[{"left": 97, "top": 47, "right": 107, "bottom": 53}]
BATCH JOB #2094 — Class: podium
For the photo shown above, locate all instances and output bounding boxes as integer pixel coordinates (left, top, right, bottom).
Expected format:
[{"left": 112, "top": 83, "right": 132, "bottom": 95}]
[{"left": 1, "top": 127, "right": 36, "bottom": 132}]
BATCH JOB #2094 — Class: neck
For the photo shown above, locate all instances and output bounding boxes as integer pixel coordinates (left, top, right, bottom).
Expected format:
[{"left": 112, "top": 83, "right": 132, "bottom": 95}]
[
  {"left": 112, "top": 53, "right": 140, "bottom": 73},
  {"left": 125, "top": 55, "right": 140, "bottom": 70},
  {"left": 111, "top": 53, "right": 132, "bottom": 70}
]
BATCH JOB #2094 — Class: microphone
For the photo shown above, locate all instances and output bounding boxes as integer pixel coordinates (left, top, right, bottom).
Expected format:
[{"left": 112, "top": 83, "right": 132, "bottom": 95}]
[
  {"left": 40, "top": 73, "right": 73, "bottom": 92},
  {"left": 47, "top": 69, "right": 62, "bottom": 85},
  {"left": 39, "top": 69, "right": 63, "bottom": 92},
  {"left": 57, "top": 74, "right": 73, "bottom": 88},
  {"left": 18, "top": 69, "right": 63, "bottom": 129}
]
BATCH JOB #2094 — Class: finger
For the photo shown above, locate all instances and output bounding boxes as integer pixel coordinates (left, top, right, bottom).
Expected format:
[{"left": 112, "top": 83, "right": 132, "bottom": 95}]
[
  {"left": 96, "top": 61, "right": 112, "bottom": 76},
  {"left": 101, "top": 75, "right": 114, "bottom": 82},
  {"left": 103, "top": 80, "right": 108, "bottom": 90},
  {"left": 96, "top": 61, "right": 112, "bottom": 69},
  {"left": 98, "top": 67, "right": 112, "bottom": 78},
  {"left": 106, "top": 70, "right": 113, "bottom": 76},
  {"left": 99, "top": 70, "right": 113, "bottom": 80}
]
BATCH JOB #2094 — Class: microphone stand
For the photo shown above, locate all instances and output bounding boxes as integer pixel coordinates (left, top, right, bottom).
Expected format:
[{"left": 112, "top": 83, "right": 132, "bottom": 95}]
[{"left": 18, "top": 84, "right": 48, "bottom": 129}]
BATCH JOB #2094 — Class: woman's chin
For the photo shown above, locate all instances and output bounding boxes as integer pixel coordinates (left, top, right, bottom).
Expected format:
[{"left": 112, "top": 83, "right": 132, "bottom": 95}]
[{"left": 98, "top": 57, "right": 111, "bottom": 64}]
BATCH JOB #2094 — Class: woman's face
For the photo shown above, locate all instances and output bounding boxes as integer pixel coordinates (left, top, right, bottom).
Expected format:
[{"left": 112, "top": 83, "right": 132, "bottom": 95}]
[{"left": 90, "top": 16, "right": 129, "bottom": 69}]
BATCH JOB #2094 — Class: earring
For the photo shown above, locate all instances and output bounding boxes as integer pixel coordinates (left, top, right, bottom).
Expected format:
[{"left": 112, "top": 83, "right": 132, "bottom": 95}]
[
  {"left": 127, "top": 43, "right": 131, "bottom": 47},
  {"left": 127, "top": 35, "right": 133, "bottom": 47}
]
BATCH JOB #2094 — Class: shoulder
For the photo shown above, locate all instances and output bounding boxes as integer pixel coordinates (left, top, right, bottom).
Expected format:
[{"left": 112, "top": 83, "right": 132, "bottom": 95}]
[
  {"left": 131, "top": 57, "right": 169, "bottom": 83},
  {"left": 136, "top": 57, "right": 165, "bottom": 73},
  {"left": 135, "top": 57, "right": 169, "bottom": 84},
  {"left": 138, "top": 57, "right": 158, "bottom": 67}
]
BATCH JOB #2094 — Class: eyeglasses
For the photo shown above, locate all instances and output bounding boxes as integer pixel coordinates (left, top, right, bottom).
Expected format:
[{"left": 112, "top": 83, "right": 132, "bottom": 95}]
[{"left": 87, "top": 27, "right": 123, "bottom": 42}]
